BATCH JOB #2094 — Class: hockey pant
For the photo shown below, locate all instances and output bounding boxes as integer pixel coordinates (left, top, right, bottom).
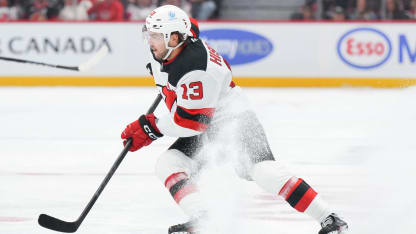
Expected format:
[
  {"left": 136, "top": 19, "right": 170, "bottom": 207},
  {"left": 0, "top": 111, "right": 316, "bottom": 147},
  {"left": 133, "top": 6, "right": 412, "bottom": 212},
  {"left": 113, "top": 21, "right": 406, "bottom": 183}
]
[{"left": 154, "top": 111, "right": 331, "bottom": 222}]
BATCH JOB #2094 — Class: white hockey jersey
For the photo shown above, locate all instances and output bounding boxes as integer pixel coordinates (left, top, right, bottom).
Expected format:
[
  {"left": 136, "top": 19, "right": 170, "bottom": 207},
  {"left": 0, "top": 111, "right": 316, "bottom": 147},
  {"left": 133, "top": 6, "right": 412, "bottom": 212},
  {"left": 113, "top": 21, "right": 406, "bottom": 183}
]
[{"left": 149, "top": 38, "right": 248, "bottom": 137}]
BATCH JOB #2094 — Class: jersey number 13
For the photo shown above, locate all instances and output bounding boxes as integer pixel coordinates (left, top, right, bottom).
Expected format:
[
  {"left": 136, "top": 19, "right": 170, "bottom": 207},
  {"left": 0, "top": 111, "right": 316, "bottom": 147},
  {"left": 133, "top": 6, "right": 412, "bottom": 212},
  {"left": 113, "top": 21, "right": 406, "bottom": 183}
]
[{"left": 181, "top": 81, "right": 203, "bottom": 100}]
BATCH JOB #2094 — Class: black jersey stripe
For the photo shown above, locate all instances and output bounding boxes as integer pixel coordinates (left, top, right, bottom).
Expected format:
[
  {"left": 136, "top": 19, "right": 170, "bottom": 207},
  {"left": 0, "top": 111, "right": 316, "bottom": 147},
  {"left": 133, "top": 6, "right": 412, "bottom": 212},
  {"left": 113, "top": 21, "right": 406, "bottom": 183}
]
[{"left": 176, "top": 106, "right": 212, "bottom": 125}]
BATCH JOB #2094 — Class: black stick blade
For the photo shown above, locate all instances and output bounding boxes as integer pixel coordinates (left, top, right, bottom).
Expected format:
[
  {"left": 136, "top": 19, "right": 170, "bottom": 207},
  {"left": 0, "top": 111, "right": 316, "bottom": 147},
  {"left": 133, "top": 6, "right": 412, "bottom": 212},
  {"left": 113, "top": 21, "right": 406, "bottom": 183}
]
[{"left": 38, "top": 214, "right": 80, "bottom": 233}]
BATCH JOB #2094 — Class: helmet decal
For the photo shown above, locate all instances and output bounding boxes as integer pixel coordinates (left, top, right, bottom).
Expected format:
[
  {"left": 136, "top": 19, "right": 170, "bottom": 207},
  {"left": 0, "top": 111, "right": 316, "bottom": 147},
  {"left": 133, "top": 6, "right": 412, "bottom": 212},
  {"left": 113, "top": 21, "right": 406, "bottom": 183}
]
[{"left": 168, "top": 11, "right": 176, "bottom": 20}]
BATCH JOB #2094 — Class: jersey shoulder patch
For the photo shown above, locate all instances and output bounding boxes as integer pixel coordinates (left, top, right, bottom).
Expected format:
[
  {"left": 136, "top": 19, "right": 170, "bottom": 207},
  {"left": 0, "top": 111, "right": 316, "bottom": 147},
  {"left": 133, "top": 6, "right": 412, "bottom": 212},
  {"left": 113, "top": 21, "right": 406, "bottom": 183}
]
[{"left": 162, "top": 39, "right": 207, "bottom": 87}]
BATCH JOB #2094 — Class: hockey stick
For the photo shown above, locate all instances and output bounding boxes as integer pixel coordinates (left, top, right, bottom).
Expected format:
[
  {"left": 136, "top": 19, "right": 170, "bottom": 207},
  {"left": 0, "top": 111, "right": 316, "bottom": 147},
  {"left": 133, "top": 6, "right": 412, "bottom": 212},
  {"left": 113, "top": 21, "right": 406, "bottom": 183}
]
[
  {"left": 38, "top": 94, "right": 163, "bottom": 233},
  {"left": 0, "top": 45, "right": 108, "bottom": 72}
]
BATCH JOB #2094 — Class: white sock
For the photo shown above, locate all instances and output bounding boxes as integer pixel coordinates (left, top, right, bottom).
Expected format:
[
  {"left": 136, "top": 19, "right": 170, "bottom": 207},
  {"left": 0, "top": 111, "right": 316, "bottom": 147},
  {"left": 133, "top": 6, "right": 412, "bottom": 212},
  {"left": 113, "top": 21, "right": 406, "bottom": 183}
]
[{"left": 304, "top": 195, "right": 332, "bottom": 223}]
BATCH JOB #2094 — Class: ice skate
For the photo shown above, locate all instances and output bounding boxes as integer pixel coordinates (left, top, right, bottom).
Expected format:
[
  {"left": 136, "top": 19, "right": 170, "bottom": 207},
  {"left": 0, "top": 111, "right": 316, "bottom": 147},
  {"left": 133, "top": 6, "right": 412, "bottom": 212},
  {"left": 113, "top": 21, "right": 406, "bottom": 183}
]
[
  {"left": 319, "top": 213, "right": 348, "bottom": 234},
  {"left": 168, "top": 219, "right": 198, "bottom": 234}
]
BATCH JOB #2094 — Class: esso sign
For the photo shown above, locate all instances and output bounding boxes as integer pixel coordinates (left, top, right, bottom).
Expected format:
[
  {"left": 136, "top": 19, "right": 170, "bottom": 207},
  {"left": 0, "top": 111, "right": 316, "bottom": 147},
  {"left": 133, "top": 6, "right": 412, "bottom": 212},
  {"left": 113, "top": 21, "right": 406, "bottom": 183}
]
[{"left": 337, "top": 28, "right": 392, "bottom": 69}]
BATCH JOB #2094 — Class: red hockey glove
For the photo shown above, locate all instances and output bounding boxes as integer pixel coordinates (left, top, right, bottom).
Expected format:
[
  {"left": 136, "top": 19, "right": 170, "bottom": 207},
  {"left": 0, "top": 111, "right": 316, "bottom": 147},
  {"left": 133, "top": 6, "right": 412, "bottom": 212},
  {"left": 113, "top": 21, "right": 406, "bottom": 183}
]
[{"left": 121, "top": 113, "right": 163, "bottom": 152}]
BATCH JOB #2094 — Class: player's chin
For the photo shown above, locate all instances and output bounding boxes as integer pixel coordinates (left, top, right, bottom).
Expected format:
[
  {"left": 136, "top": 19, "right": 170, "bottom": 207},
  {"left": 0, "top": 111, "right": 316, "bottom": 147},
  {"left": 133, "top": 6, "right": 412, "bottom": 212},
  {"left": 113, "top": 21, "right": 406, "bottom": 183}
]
[
  {"left": 158, "top": 50, "right": 169, "bottom": 60},
  {"left": 153, "top": 51, "right": 163, "bottom": 60}
]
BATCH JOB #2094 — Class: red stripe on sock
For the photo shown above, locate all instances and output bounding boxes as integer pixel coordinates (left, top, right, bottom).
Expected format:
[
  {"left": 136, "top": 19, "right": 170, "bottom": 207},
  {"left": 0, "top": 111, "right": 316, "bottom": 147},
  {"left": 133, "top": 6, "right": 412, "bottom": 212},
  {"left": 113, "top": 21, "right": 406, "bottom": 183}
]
[
  {"left": 164, "top": 172, "right": 188, "bottom": 190},
  {"left": 293, "top": 188, "right": 317, "bottom": 212},
  {"left": 279, "top": 177, "right": 302, "bottom": 200},
  {"left": 174, "top": 184, "right": 198, "bottom": 203}
]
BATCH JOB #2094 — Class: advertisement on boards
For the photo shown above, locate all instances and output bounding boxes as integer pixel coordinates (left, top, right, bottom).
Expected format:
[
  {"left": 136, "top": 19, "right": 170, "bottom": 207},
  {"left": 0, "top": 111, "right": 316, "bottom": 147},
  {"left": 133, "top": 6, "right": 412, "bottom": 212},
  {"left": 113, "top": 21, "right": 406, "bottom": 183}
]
[
  {"left": 336, "top": 25, "right": 416, "bottom": 73},
  {"left": 0, "top": 22, "right": 414, "bottom": 87},
  {"left": 0, "top": 23, "right": 147, "bottom": 76}
]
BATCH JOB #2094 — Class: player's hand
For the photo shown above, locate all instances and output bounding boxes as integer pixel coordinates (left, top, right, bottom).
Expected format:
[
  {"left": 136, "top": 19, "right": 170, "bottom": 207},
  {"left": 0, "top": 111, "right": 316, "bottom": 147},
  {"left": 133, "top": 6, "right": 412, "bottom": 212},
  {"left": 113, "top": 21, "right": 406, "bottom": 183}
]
[{"left": 121, "top": 113, "right": 163, "bottom": 152}]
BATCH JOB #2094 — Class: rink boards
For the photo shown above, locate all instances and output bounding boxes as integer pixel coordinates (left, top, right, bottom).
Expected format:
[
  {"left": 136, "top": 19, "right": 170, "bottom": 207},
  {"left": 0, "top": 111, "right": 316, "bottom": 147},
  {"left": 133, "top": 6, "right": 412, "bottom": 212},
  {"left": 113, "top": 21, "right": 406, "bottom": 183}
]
[{"left": 0, "top": 21, "right": 415, "bottom": 88}]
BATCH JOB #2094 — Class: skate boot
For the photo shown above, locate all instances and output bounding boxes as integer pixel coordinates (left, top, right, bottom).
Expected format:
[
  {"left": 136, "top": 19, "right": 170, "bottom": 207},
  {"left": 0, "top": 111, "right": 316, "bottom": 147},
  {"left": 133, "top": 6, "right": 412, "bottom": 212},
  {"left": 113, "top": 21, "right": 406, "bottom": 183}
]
[
  {"left": 168, "top": 219, "right": 198, "bottom": 234},
  {"left": 319, "top": 213, "right": 348, "bottom": 234}
]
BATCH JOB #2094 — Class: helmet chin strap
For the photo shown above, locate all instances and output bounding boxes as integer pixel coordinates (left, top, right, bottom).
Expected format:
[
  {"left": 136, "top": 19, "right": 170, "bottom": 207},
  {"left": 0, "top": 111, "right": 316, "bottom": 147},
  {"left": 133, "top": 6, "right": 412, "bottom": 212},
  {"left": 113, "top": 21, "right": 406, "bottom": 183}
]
[{"left": 163, "top": 41, "right": 184, "bottom": 60}]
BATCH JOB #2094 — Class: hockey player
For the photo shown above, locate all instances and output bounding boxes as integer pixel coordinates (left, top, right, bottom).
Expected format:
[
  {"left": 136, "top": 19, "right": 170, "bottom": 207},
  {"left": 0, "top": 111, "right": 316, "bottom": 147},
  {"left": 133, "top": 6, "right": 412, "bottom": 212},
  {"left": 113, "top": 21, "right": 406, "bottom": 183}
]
[{"left": 121, "top": 5, "right": 348, "bottom": 234}]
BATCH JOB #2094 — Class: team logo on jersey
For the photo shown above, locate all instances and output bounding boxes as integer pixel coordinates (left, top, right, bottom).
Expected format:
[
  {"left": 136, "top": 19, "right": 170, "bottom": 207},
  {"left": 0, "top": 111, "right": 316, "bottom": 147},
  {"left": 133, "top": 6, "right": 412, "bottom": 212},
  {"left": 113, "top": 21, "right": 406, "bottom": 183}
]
[
  {"left": 337, "top": 27, "right": 392, "bottom": 69},
  {"left": 200, "top": 29, "right": 273, "bottom": 65},
  {"left": 162, "top": 84, "right": 177, "bottom": 112}
]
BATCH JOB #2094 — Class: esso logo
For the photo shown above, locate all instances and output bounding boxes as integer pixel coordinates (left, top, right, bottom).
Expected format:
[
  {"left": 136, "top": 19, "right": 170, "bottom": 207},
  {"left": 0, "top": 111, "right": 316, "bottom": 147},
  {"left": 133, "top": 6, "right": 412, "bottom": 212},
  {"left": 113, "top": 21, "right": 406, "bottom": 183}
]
[{"left": 337, "top": 28, "right": 392, "bottom": 69}]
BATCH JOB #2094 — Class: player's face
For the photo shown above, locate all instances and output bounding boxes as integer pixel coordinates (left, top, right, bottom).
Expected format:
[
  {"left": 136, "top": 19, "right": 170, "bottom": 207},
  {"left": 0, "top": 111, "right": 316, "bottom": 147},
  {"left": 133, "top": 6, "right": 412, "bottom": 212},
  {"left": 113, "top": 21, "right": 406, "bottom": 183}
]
[{"left": 145, "top": 31, "right": 168, "bottom": 60}]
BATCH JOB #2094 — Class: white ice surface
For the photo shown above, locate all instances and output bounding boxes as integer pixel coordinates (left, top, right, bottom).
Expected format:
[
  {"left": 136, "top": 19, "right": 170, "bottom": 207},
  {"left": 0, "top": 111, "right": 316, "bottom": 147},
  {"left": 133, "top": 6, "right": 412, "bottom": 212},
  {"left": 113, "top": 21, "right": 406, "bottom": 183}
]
[{"left": 1, "top": 87, "right": 415, "bottom": 234}]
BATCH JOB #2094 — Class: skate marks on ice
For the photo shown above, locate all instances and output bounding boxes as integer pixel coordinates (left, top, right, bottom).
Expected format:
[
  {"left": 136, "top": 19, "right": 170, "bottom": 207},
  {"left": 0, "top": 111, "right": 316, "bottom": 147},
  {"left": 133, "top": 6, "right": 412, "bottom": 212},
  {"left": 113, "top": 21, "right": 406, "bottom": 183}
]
[
  {"left": 1, "top": 87, "right": 416, "bottom": 234},
  {"left": 0, "top": 217, "right": 32, "bottom": 222}
]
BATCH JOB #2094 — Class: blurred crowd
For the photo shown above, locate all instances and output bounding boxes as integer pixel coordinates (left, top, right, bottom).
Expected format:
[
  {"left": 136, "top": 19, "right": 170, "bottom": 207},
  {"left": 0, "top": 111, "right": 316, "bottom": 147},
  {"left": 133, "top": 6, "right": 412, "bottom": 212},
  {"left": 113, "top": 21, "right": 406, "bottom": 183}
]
[
  {"left": 292, "top": 0, "right": 416, "bottom": 20},
  {"left": 0, "top": 0, "right": 415, "bottom": 21},
  {"left": 0, "top": 0, "right": 220, "bottom": 21}
]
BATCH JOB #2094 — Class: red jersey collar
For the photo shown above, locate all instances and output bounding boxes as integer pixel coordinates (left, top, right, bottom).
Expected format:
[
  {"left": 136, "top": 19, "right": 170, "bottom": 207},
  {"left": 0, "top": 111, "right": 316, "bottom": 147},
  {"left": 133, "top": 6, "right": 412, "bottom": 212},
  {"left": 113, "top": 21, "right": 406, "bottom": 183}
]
[{"left": 163, "top": 43, "right": 187, "bottom": 65}]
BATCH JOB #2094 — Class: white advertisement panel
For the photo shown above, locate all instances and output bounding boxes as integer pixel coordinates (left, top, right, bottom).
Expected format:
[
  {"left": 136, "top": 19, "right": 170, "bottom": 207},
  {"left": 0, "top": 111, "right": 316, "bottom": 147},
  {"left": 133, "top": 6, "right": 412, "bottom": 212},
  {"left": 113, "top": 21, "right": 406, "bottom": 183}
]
[
  {"left": 0, "top": 22, "right": 415, "bottom": 86},
  {"left": 0, "top": 22, "right": 147, "bottom": 76},
  {"left": 200, "top": 22, "right": 416, "bottom": 78}
]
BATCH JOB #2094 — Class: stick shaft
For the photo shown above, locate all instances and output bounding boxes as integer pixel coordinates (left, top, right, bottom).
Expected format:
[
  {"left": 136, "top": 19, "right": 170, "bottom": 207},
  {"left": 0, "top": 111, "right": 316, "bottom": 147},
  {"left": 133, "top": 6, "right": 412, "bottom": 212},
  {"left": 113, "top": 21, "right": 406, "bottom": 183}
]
[
  {"left": 77, "top": 93, "right": 163, "bottom": 224},
  {"left": 38, "top": 93, "right": 163, "bottom": 232},
  {"left": 0, "top": 45, "right": 108, "bottom": 72},
  {"left": 0, "top": 56, "right": 79, "bottom": 71}
]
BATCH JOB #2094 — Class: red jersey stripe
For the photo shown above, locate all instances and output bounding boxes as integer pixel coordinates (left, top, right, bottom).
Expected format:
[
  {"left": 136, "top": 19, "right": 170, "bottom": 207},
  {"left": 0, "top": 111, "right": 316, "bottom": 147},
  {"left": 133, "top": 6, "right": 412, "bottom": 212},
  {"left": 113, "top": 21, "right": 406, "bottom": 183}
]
[
  {"left": 174, "top": 112, "right": 209, "bottom": 132},
  {"left": 173, "top": 106, "right": 215, "bottom": 131},
  {"left": 177, "top": 106, "right": 215, "bottom": 117}
]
